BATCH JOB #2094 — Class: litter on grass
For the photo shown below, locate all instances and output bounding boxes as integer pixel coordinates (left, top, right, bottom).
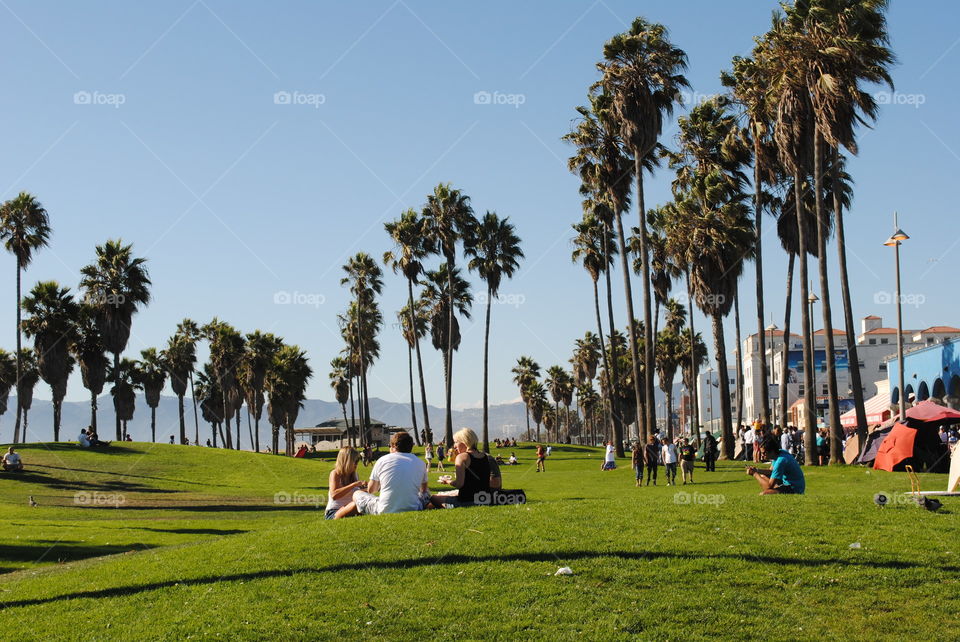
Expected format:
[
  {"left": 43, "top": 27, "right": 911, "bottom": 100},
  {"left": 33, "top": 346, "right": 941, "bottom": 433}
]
[
  {"left": 849, "top": 542, "right": 862, "bottom": 549},
  {"left": 555, "top": 567, "right": 574, "bottom": 576}
]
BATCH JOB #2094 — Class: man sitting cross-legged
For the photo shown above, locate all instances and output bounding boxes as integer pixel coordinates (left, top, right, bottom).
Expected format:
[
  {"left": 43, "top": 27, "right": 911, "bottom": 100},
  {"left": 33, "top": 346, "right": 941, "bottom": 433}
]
[
  {"left": 339, "top": 431, "right": 428, "bottom": 517},
  {"left": 746, "top": 437, "right": 805, "bottom": 495}
]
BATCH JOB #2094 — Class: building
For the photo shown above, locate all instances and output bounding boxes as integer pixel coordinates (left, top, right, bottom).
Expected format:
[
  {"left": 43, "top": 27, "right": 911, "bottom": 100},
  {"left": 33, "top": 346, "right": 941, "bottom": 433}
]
[
  {"left": 696, "top": 366, "right": 737, "bottom": 435},
  {"left": 887, "top": 336, "right": 960, "bottom": 408},
  {"left": 292, "top": 417, "right": 401, "bottom": 450}
]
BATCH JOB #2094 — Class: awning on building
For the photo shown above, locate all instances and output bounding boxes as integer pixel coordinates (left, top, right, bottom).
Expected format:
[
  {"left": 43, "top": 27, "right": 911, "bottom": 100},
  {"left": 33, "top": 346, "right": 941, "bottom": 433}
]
[{"left": 840, "top": 392, "right": 893, "bottom": 428}]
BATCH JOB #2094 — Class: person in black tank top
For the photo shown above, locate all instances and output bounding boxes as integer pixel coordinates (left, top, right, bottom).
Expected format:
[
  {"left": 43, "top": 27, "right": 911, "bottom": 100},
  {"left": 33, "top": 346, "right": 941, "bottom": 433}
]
[
  {"left": 439, "top": 428, "right": 502, "bottom": 506},
  {"left": 458, "top": 451, "right": 492, "bottom": 504}
]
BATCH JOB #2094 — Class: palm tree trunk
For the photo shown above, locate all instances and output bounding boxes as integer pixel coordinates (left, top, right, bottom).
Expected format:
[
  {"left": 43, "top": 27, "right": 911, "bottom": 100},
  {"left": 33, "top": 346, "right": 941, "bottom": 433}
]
[
  {"left": 779, "top": 252, "right": 795, "bottom": 431},
  {"left": 90, "top": 389, "right": 98, "bottom": 433},
  {"left": 592, "top": 278, "right": 614, "bottom": 444},
  {"left": 734, "top": 291, "right": 745, "bottom": 432},
  {"left": 601, "top": 224, "right": 624, "bottom": 450},
  {"left": 247, "top": 409, "right": 254, "bottom": 450},
  {"left": 832, "top": 147, "right": 868, "bottom": 443},
  {"left": 348, "top": 372, "right": 357, "bottom": 448},
  {"left": 481, "top": 285, "right": 493, "bottom": 453},
  {"left": 612, "top": 210, "right": 643, "bottom": 455},
  {"left": 712, "top": 314, "right": 734, "bottom": 460},
  {"left": 53, "top": 398, "right": 61, "bottom": 442},
  {"left": 176, "top": 395, "right": 184, "bottom": 444},
  {"left": 22, "top": 407, "right": 29, "bottom": 443},
  {"left": 254, "top": 404, "right": 261, "bottom": 453},
  {"left": 235, "top": 408, "right": 242, "bottom": 451},
  {"left": 814, "top": 131, "right": 842, "bottom": 464},
  {"left": 753, "top": 137, "right": 770, "bottom": 425},
  {"left": 221, "top": 388, "right": 232, "bottom": 449},
  {"left": 13, "top": 261, "right": 22, "bottom": 445},
  {"left": 666, "top": 387, "right": 674, "bottom": 439},
  {"left": 361, "top": 361, "right": 372, "bottom": 448},
  {"left": 406, "top": 341, "right": 419, "bottom": 445},
  {"left": 635, "top": 165, "right": 657, "bottom": 446},
  {"left": 151, "top": 406, "right": 157, "bottom": 443},
  {"left": 113, "top": 353, "right": 122, "bottom": 440},
  {"left": 341, "top": 404, "right": 349, "bottom": 447},
  {"left": 189, "top": 372, "right": 200, "bottom": 445},
  {"left": 444, "top": 261, "right": 455, "bottom": 449},
  {"left": 794, "top": 174, "right": 818, "bottom": 465},
  {"left": 685, "top": 270, "right": 700, "bottom": 448}
]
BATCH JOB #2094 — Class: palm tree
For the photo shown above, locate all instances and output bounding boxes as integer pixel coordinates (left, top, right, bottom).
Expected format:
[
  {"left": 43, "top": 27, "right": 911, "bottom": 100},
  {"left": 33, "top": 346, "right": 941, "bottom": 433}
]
[
  {"left": 196, "top": 364, "right": 225, "bottom": 447},
  {"left": 71, "top": 309, "right": 109, "bottom": 434},
  {"left": 656, "top": 326, "right": 683, "bottom": 439},
  {"left": 140, "top": 348, "right": 167, "bottom": 443},
  {"left": 384, "top": 208, "right": 435, "bottom": 446},
  {"left": 679, "top": 329, "right": 708, "bottom": 435},
  {"left": 421, "top": 183, "right": 477, "bottom": 448},
  {"left": 397, "top": 301, "right": 429, "bottom": 445},
  {"left": 600, "top": 17, "right": 689, "bottom": 443},
  {"left": 241, "top": 331, "right": 282, "bottom": 453},
  {"left": 0, "top": 349, "right": 17, "bottom": 431},
  {"left": 203, "top": 319, "right": 245, "bottom": 450},
  {"left": 14, "top": 349, "right": 39, "bottom": 443},
  {"left": 545, "top": 366, "right": 567, "bottom": 442},
  {"left": 162, "top": 333, "right": 196, "bottom": 446},
  {"left": 525, "top": 380, "right": 548, "bottom": 441},
  {"left": 79, "top": 240, "right": 151, "bottom": 440},
  {"left": 571, "top": 213, "right": 619, "bottom": 444},
  {"left": 511, "top": 356, "right": 540, "bottom": 438},
  {"left": 577, "top": 381, "right": 600, "bottom": 445},
  {"left": 266, "top": 344, "right": 312, "bottom": 455},
  {"left": 21, "top": 281, "right": 79, "bottom": 441},
  {"left": 341, "top": 253, "right": 384, "bottom": 448},
  {"left": 109, "top": 358, "right": 141, "bottom": 440},
  {"left": 329, "top": 356, "right": 351, "bottom": 435},
  {"left": 421, "top": 265, "right": 472, "bottom": 429},
  {"left": 0, "top": 192, "right": 51, "bottom": 444},
  {"left": 176, "top": 319, "right": 203, "bottom": 443},
  {"left": 571, "top": 331, "right": 602, "bottom": 387},
  {"left": 465, "top": 211, "right": 524, "bottom": 452}
]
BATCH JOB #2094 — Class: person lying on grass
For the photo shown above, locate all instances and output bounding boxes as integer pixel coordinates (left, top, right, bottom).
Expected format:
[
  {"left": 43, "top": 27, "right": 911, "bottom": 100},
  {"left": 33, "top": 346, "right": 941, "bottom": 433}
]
[
  {"left": 430, "top": 428, "right": 502, "bottom": 507},
  {"left": 336, "top": 431, "right": 428, "bottom": 518},
  {"left": 746, "top": 437, "right": 805, "bottom": 495},
  {"left": 2, "top": 447, "right": 23, "bottom": 472},
  {"left": 326, "top": 447, "right": 367, "bottom": 520}
]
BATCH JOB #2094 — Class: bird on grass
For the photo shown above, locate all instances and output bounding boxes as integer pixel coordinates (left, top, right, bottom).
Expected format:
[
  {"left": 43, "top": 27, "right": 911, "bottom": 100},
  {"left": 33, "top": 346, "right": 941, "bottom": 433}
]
[{"left": 28, "top": 495, "right": 38, "bottom": 507}]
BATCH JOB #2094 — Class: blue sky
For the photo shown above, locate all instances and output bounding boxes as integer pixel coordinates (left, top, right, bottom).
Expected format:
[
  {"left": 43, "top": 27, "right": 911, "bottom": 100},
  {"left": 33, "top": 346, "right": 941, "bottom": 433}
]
[{"left": 0, "top": 0, "right": 956, "bottom": 410}]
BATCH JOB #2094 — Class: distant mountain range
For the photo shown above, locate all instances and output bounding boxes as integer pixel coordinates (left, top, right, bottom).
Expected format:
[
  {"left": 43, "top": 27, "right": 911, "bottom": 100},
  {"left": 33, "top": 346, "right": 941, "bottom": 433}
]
[{"left": 4, "top": 394, "right": 536, "bottom": 445}]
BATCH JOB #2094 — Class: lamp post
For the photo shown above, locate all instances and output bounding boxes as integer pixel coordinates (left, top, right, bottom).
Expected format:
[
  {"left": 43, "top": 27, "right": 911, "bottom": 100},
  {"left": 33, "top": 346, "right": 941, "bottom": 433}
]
[
  {"left": 807, "top": 287, "right": 819, "bottom": 429},
  {"left": 884, "top": 213, "right": 910, "bottom": 419},
  {"left": 766, "top": 322, "right": 778, "bottom": 427}
]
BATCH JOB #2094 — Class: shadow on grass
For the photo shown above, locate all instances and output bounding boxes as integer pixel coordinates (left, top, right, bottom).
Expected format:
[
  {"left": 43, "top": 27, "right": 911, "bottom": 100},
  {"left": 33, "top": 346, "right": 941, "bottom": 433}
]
[
  {"left": 2, "top": 471, "right": 178, "bottom": 494},
  {"left": 33, "top": 464, "right": 209, "bottom": 487},
  {"left": 0, "top": 543, "right": 148, "bottom": 567},
  {"left": 3, "top": 549, "right": 957, "bottom": 610},
  {"left": 12, "top": 443, "right": 146, "bottom": 455},
  {"left": 72, "top": 503, "right": 322, "bottom": 512},
  {"left": 129, "top": 527, "right": 249, "bottom": 535}
]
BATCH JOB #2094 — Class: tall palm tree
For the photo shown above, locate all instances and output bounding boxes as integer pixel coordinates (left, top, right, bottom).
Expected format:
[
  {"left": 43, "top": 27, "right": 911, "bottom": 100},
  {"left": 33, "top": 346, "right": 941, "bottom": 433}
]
[
  {"left": 577, "top": 381, "right": 600, "bottom": 445},
  {"left": 384, "top": 208, "right": 435, "bottom": 446},
  {"left": 109, "top": 358, "right": 141, "bottom": 440},
  {"left": 679, "top": 328, "right": 709, "bottom": 435},
  {"left": 14, "top": 349, "right": 39, "bottom": 443},
  {"left": 571, "top": 331, "right": 602, "bottom": 387},
  {"left": 329, "top": 356, "right": 351, "bottom": 436},
  {"left": 398, "top": 301, "right": 430, "bottom": 445},
  {"left": 176, "top": 319, "right": 203, "bottom": 443},
  {"left": 241, "top": 331, "right": 282, "bottom": 453},
  {"left": 162, "top": 333, "right": 196, "bottom": 446},
  {"left": 421, "top": 183, "right": 477, "bottom": 448},
  {"left": 341, "top": 253, "right": 384, "bottom": 447},
  {"left": 203, "top": 319, "right": 245, "bottom": 450},
  {"left": 571, "top": 212, "right": 619, "bottom": 445},
  {"left": 525, "top": 380, "right": 548, "bottom": 442},
  {"left": 656, "top": 325, "right": 683, "bottom": 439},
  {"left": 266, "top": 344, "right": 312, "bottom": 456},
  {"left": 0, "top": 192, "right": 51, "bottom": 444},
  {"left": 545, "top": 365, "right": 567, "bottom": 442},
  {"left": 600, "top": 17, "right": 689, "bottom": 443},
  {"left": 0, "top": 349, "right": 17, "bottom": 432},
  {"left": 79, "top": 240, "right": 151, "bottom": 440},
  {"left": 195, "top": 364, "right": 225, "bottom": 447},
  {"left": 465, "top": 211, "right": 524, "bottom": 452},
  {"left": 21, "top": 281, "right": 79, "bottom": 441},
  {"left": 140, "top": 348, "right": 167, "bottom": 443},
  {"left": 71, "top": 308, "right": 109, "bottom": 434},
  {"left": 511, "top": 356, "right": 541, "bottom": 438}
]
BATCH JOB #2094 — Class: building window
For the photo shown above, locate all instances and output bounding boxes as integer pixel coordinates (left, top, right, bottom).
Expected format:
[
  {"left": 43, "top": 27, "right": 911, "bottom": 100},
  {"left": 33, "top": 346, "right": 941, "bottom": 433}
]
[
  {"left": 879, "top": 363, "right": 887, "bottom": 371},
  {"left": 869, "top": 338, "right": 876, "bottom": 345},
  {"left": 858, "top": 361, "right": 865, "bottom": 368},
  {"left": 880, "top": 338, "right": 889, "bottom": 345},
  {"left": 927, "top": 337, "right": 934, "bottom": 344},
  {"left": 822, "top": 385, "right": 828, "bottom": 395},
  {"left": 799, "top": 385, "right": 805, "bottom": 395}
]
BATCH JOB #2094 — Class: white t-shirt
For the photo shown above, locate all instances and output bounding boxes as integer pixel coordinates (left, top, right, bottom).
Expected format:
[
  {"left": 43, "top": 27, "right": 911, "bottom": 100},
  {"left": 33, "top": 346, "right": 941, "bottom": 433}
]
[
  {"left": 4, "top": 452, "right": 21, "bottom": 466},
  {"left": 605, "top": 444, "right": 615, "bottom": 463},
  {"left": 79, "top": 433, "right": 91, "bottom": 447},
  {"left": 661, "top": 444, "right": 678, "bottom": 464},
  {"left": 780, "top": 433, "right": 791, "bottom": 451},
  {"left": 744, "top": 429, "right": 756, "bottom": 445},
  {"left": 369, "top": 452, "right": 428, "bottom": 514}
]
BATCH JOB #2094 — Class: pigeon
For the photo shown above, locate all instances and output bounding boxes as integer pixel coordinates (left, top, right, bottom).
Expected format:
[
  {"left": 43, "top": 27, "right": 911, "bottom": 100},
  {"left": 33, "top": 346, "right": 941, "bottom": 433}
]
[
  {"left": 28, "top": 495, "right": 38, "bottom": 507},
  {"left": 916, "top": 496, "right": 943, "bottom": 512}
]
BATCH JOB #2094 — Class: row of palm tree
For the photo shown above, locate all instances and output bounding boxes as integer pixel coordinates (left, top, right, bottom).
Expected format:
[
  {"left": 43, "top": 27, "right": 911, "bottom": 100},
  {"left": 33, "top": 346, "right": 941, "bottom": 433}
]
[
  {"left": 557, "top": 1, "right": 892, "bottom": 463},
  {"left": 331, "top": 183, "right": 523, "bottom": 453}
]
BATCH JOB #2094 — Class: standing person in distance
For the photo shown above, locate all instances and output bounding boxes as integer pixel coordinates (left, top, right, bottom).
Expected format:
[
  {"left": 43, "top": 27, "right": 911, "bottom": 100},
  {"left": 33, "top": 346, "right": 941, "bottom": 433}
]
[
  {"left": 643, "top": 435, "right": 660, "bottom": 486},
  {"left": 661, "top": 438, "right": 679, "bottom": 486}
]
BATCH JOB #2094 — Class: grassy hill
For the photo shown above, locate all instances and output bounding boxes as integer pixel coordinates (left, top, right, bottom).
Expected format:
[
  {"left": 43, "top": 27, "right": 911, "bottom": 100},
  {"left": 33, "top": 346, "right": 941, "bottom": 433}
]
[{"left": 0, "top": 442, "right": 956, "bottom": 640}]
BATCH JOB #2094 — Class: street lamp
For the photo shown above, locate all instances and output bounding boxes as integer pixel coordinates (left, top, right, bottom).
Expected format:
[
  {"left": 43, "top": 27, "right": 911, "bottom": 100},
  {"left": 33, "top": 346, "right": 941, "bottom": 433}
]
[
  {"left": 765, "top": 322, "right": 778, "bottom": 426},
  {"left": 884, "top": 212, "right": 909, "bottom": 420}
]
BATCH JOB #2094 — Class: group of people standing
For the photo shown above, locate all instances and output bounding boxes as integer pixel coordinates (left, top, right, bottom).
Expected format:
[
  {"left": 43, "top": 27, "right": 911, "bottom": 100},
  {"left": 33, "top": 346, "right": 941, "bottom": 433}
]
[{"left": 629, "top": 436, "right": 699, "bottom": 486}]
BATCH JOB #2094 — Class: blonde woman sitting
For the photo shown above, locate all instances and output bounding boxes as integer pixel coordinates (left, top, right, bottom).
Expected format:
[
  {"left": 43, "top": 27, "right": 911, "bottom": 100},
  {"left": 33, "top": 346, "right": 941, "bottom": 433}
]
[
  {"left": 432, "top": 428, "right": 502, "bottom": 507},
  {"left": 325, "top": 447, "right": 367, "bottom": 519}
]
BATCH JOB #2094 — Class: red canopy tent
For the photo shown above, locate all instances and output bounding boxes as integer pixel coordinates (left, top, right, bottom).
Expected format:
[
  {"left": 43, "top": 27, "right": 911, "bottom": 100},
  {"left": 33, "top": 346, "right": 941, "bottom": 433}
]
[
  {"left": 904, "top": 400, "right": 960, "bottom": 425},
  {"left": 874, "top": 401, "right": 958, "bottom": 472}
]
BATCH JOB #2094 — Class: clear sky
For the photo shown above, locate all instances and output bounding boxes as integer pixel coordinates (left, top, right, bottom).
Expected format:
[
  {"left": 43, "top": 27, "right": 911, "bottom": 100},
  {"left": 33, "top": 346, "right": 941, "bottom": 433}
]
[{"left": 0, "top": 0, "right": 956, "bottom": 409}]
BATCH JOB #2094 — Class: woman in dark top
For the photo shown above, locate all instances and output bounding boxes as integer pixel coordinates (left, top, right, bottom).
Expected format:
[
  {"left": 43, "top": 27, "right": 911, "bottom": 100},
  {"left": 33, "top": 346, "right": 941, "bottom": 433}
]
[{"left": 444, "top": 428, "right": 502, "bottom": 505}]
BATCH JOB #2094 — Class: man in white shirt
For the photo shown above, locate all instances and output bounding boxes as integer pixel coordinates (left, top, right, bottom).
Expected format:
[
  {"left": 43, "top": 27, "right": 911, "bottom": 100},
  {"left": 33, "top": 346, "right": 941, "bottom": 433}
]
[
  {"left": 660, "top": 438, "right": 679, "bottom": 486},
  {"left": 353, "top": 431, "right": 428, "bottom": 516},
  {"left": 79, "top": 430, "right": 91, "bottom": 448},
  {"left": 743, "top": 425, "right": 756, "bottom": 461},
  {"left": 2, "top": 447, "right": 23, "bottom": 471}
]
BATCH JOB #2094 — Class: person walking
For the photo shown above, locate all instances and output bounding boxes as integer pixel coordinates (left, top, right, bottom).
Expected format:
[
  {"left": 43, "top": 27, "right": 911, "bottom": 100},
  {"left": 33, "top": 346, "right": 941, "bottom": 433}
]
[
  {"left": 661, "top": 438, "right": 678, "bottom": 486},
  {"left": 678, "top": 438, "right": 696, "bottom": 484},
  {"left": 435, "top": 443, "right": 445, "bottom": 472},
  {"left": 643, "top": 436, "right": 659, "bottom": 486},
  {"left": 424, "top": 442, "right": 434, "bottom": 471},
  {"left": 631, "top": 442, "right": 644, "bottom": 487},
  {"left": 536, "top": 444, "right": 546, "bottom": 473},
  {"left": 703, "top": 430, "right": 718, "bottom": 472}
]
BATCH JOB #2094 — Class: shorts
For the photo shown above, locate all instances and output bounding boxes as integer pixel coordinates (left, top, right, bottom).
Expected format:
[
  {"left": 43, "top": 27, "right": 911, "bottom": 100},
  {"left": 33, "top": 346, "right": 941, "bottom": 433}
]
[
  {"left": 774, "top": 485, "right": 800, "bottom": 494},
  {"left": 353, "top": 490, "right": 381, "bottom": 515},
  {"left": 602, "top": 461, "right": 617, "bottom": 470}
]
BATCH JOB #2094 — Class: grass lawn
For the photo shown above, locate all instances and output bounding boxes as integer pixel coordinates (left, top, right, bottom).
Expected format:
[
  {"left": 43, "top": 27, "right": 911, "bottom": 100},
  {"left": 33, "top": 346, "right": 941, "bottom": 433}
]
[{"left": 0, "top": 441, "right": 956, "bottom": 640}]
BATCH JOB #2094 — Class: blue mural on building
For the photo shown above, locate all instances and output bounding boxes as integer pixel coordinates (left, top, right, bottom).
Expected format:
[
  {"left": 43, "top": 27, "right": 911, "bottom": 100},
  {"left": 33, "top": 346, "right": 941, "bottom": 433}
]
[{"left": 887, "top": 337, "right": 960, "bottom": 408}]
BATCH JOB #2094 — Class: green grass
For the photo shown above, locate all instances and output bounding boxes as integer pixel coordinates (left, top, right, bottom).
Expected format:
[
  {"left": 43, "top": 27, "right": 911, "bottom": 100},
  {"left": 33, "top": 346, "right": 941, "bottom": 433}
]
[{"left": 1, "top": 441, "right": 956, "bottom": 640}]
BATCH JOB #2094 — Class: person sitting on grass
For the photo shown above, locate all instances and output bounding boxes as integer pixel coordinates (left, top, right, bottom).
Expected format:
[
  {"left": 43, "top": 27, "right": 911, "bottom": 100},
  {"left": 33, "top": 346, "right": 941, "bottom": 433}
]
[
  {"left": 434, "top": 428, "right": 502, "bottom": 507},
  {"left": 79, "top": 429, "right": 92, "bottom": 448},
  {"left": 327, "top": 447, "right": 367, "bottom": 520},
  {"left": 2, "top": 447, "right": 24, "bottom": 472},
  {"left": 746, "top": 437, "right": 805, "bottom": 495},
  {"left": 508, "top": 452, "right": 518, "bottom": 465},
  {"left": 343, "top": 431, "right": 428, "bottom": 517}
]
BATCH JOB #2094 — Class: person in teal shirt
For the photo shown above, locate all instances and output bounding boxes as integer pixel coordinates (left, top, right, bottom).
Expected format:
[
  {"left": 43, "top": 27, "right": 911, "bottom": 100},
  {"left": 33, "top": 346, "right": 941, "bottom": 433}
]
[{"left": 746, "top": 437, "right": 805, "bottom": 494}]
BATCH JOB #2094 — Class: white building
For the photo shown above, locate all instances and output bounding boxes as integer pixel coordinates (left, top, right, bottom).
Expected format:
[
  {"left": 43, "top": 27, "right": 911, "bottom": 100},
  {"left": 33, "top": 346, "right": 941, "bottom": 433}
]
[{"left": 696, "top": 366, "right": 737, "bottom": 435}]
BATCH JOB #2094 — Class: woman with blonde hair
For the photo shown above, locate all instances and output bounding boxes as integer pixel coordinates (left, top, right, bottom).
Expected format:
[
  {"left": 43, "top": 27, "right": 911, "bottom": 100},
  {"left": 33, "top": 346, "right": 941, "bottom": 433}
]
[
  {"left": 325, "top": 447, "right": 366, "bottom": 519},
  {"left": 436, "top": 428, "right": 502, "bottom": 506}
]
